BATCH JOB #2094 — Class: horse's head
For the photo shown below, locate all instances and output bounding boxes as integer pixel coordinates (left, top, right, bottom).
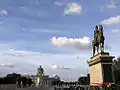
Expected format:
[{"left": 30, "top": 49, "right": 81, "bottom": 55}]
[
  {"left": 95, "top": 25, "right": 98, "bottom": 30},
  {"left": 99, "top": 25, "right": 103, "bottom": 32}
]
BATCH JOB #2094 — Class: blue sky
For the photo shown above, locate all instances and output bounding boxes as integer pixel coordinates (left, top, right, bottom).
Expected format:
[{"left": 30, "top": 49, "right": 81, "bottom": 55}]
[{"left": 0, "top": 0, "right": 120, "bottom": 81}]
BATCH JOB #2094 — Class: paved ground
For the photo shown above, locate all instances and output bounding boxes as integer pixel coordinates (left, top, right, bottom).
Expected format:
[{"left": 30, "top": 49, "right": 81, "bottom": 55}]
[
  {"left": 0, "top": 84, "right": 51, "bottom": 90},
  {"left": 0, "top": 84, "right": 16, "bottom": 90}
]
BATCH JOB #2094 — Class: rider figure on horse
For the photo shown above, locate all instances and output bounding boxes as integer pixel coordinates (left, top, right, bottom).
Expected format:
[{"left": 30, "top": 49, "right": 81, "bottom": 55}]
[
  {"left": 94, "top": 25, "right": 99, "bottom": 44},
  {"left": 92, "top": 25, "right": 105, "bottom": 56}
]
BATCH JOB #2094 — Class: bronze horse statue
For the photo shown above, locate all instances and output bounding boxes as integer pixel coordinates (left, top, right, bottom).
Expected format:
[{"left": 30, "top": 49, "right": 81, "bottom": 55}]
[{"left": 92, "top": 25, "right": 105, "bottom": 56}]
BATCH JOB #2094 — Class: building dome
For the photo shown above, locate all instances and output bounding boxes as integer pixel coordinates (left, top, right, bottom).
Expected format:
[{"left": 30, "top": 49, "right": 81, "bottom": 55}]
[{"left": 53, "top": 74, "right": 60, "bottom": 80}]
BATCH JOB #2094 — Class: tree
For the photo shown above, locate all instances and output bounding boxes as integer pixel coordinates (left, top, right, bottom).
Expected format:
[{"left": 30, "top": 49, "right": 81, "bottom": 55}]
[
  {"left": 0, "top": 78, "right": 3, "bottom": 84},
  {"left": 0, "top": 73, "right": 33, "bottom": 86},
  {"left": 27, "top": 78, "right": 33, "bottom": 86},
  {"left": 21, "top": 76, "right": 28, "bottom": 87},
  {"left": 78, "top": 76, "right": 90, "bottom": 85},
  {"left": 3, "top": 73, "right": 21, "bottom": 84},
  {"left": 113, "top": 57, "right": 120, "bottom": 85}
]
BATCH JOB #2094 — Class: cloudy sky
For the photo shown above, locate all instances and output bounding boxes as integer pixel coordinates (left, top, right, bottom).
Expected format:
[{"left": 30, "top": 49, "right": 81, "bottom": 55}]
[{"left": 0, "top": 0, "right": 120, "bottom": 81}]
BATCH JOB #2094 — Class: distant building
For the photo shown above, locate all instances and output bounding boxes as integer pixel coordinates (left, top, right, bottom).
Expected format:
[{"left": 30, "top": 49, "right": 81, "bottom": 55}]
[
  {"left": 22, "top": 66, "right": 61, "bottom": 86},
  {"left": 22, "top": 74, "right": 60, "bottom": 86},
  {"left": 41, "top": 75, "right": 60, "bottom": 86}
]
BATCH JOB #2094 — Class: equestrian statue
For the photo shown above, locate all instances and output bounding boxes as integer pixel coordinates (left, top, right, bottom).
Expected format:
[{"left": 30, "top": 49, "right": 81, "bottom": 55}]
[
  {"left": 92, "top": 25, "right": 105, "bottom": 56},
  {"left": 36, "top": 65, "right": 44, "bottom": 87}
]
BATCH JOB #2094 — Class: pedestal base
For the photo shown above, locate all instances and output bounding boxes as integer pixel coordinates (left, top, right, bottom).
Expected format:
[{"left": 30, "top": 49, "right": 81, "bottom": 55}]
[{"left": 88, "top": 52, "right": 115, "bottom": 86}]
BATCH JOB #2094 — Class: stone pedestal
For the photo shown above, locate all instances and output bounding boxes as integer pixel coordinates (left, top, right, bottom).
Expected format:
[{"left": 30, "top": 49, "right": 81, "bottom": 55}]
[{"left": 87, "top": 52, "right": 115, "bottom": 86}]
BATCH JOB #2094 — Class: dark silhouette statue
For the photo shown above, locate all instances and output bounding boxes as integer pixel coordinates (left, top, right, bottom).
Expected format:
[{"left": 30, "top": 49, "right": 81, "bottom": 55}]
[{"left": 92, "top": 25, "right": 105, "bottom": 56}]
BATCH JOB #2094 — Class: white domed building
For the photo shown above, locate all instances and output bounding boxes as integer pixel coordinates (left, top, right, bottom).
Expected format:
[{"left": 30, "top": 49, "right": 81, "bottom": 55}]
[{"left": 34, "top": 66, "right": 61, "bottom": 87}]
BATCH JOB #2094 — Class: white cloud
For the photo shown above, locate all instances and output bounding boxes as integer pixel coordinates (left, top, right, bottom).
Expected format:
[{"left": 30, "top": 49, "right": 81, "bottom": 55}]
[
  {"left": 0, "top": 10, "right": 8, "bottom": 15},
  {"left": 0, "top": 64, "right": 15, "bottom": 68},
  {"left": 51, "top": 36, "right": 91, "bottom": 50},
  {"left": 31, "top": 28, "right": 66, "bottom": 34},
  {"left": 52, "top": 65, "right": 58, "bottom": 69},
  {"left": 45, "top": 66, "right": 87, "bottom": 81},
  {"left": 107, "top": 0, "right": 116, "bottom": 8},
  {"left": 22, "top": 28, "right": 66, "bottom": 34},
  {"left": 64, "top": 2, "right": 82, "bottom": 15},
  {"left": 54, "top": 1, "right": 64, "bottom": 6},
  {"left": 101, "top": 16, "right": 120, "bottom": 25},
  {"left": 20, "top": 6, "right": 28, "bottom": 10},
  {"left": 112, "top": 29, "right": 120, "bottom": 33},
  {"left": 0, "top": 46, "right": 89, "bottom": 79},
  {"left": 0, "top": 48, "right": 56, "bottom": 68},
  {"left": 52, "top": 65, "right": 71, "bottom": 70}
]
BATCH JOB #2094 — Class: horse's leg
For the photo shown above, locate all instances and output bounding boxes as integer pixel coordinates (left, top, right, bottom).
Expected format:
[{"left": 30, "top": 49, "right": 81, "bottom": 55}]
[
  {"left": 94, "top": 45, "right": 96, "bottom": 54},
  {"left": 97, "top": 44, "right": 99, "bottom": 53},
  {"left": 98, "top": 45, "right": 99, "bottom": 53},
  {"left": 93, "top": 45, "right": 95, "bottom": 56},
  {"left": 92, "top": 41, "right": 95, "bottom": 56},
  {"left": 100, "top": 43, "right": 104, "bottom": 52},
  {"left": 100, "top": 43, "right": 102, "bottom": 52},
  {"left": 102, "top": 43, "right": 104, "bottom": 52}
]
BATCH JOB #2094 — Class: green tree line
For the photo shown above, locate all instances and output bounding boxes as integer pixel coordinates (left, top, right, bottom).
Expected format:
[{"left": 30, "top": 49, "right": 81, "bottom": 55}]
[
  {"left": 113, "top": 57, "right": 120, "bottom": 85},
  {"left": 0, "top": 73, "right": 33, "bottom": 86}
]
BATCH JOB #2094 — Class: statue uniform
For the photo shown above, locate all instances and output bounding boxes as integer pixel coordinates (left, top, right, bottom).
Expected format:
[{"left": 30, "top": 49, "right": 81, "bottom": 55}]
[{"left": 94, "top": 26, "right": 99, "bottom": 44}]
